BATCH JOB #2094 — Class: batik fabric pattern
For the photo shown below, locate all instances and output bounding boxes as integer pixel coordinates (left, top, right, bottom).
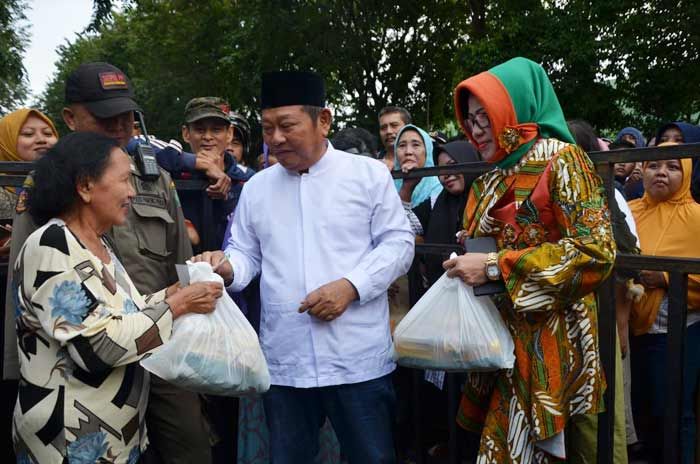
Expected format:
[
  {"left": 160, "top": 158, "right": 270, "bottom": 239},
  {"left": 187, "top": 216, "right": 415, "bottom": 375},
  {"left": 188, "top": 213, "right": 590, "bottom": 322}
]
[
  {"left": 456, "top": 139, "right": 615, "bottom": 463},
  {"left": 12, "top": 219, "right": 173, "bottom": 463}
]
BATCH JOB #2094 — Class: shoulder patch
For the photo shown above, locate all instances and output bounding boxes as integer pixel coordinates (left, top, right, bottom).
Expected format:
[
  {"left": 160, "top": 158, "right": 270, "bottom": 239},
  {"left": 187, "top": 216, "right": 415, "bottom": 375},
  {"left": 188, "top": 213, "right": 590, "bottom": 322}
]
[{"left": 39, "top": 224, "right": 69, "bottom": 256}]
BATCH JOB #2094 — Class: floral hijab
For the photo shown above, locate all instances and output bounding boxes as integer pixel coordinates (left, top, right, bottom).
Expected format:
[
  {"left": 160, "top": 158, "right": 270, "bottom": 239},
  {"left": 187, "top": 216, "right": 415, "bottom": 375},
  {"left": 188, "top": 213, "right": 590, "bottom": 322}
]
[{"left": 454, "top": 57, "right": 575, "bottom": 170}]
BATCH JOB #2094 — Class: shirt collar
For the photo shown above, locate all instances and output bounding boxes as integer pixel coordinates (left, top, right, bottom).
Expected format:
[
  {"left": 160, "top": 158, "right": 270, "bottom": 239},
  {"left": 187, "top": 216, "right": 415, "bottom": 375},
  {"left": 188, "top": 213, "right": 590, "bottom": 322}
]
[{"left": 285, "top": 140, "right": 336, "bottom": 177}]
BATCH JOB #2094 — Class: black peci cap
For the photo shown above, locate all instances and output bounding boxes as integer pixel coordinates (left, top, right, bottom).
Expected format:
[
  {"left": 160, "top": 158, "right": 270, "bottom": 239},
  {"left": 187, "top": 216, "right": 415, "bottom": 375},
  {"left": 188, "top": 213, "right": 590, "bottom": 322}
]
[
  {"left": 260, "top": 71, "right": 325, "bottom": 110},
  {"left": 64, "top": 62, "right": 141, "bottom": 118}
]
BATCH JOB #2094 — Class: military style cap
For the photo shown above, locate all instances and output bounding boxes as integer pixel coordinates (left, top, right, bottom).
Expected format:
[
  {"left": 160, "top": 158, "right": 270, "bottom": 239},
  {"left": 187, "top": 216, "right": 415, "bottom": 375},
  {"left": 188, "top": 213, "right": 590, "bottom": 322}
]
[
  {"left": 260, "top": 71, "right": 325, "bottom": 109},
  {"left": 184, "top": 97, "right": 231, "bottom": 124},
  {"left": 65, "top": 62, "right": 141, "bottom": 118}
]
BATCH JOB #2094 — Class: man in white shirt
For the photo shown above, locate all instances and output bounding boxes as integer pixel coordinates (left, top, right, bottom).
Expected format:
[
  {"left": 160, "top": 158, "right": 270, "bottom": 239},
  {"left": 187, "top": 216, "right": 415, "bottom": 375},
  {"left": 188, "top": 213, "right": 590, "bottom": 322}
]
[{"left": 193, "top": 71, "right": 414, "bottom": 463}]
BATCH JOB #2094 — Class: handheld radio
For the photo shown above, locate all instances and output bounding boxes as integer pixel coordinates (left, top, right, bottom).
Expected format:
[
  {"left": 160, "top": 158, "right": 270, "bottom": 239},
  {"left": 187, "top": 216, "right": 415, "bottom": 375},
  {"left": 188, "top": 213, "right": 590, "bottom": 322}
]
[{"left": 134, "top": 112, "right": 160, "bottom": 181}]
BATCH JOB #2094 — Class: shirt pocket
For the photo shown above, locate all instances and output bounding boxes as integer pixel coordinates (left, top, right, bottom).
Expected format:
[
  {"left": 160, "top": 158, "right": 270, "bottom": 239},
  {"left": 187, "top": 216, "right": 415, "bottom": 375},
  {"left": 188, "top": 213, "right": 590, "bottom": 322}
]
[
  {"left": 131, "top": 203, "right": 174, "bottom": 259},
  {"left": 260, "top": 300, "right": 306, "bottom": 366}
]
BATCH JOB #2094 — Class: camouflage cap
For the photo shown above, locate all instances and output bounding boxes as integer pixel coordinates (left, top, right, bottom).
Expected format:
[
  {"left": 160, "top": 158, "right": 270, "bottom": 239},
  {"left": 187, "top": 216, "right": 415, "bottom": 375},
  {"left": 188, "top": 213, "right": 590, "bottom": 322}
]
[{"left": 184, "top": 97, "right": 231, "bottom": 124}]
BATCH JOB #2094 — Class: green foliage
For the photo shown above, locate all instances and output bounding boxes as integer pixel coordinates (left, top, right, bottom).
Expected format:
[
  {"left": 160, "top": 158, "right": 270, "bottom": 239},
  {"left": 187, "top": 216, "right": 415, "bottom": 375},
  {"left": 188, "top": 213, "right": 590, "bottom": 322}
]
[
  {"left": 38, "top": 0, "right": 700, "bottom": 151},
  {"left": 0, "top": 0, "right": 29, "bottom": 114},
  {"left": 457, "top": 0, "right": 700, "bottom": 135}
]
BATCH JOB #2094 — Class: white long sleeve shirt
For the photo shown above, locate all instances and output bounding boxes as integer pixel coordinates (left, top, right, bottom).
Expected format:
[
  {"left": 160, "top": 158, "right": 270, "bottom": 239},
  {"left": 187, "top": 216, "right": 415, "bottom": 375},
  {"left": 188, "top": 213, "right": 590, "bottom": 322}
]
[{"left": 224, "top": 143, "right": 414, "bottom": 387}]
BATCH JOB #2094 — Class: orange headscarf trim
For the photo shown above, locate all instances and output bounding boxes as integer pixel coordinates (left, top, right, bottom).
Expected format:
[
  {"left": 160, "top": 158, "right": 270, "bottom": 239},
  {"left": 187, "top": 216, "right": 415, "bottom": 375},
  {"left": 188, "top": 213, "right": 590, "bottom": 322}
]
[{"left": 454, "top": 71, "right": 538, "bottom": 163}]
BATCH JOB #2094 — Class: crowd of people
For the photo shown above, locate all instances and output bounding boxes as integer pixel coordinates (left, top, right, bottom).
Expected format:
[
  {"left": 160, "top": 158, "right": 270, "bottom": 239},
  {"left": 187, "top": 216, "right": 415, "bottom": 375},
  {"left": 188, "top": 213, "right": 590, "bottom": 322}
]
[{"left": 0, "top": 57, "right": 698, "bottom": 464}]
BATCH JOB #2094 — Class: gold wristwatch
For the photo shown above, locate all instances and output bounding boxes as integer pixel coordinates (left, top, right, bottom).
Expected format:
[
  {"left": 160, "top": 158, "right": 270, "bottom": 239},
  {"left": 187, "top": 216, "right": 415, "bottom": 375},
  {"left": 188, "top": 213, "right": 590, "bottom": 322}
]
[{"left": 484, "top": 252, "right": 501, "bottom": 281}]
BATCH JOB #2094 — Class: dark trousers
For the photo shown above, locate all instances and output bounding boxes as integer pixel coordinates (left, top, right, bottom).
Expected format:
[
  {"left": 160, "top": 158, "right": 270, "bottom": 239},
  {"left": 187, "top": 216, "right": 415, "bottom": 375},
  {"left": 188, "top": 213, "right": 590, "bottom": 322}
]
[
  {"left": 631, "top": 321, "right": 700, "bottom": 464},
  {"left": 263, "top": 374, "right": 396, "bottom": 464},
  {"left": 143, "top": 375, "right": 211, "bottom": 464}
]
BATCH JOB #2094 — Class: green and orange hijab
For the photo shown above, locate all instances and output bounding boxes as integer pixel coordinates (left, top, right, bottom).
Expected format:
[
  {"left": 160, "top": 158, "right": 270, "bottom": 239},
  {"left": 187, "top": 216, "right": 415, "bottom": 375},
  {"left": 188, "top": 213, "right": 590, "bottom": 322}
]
[{"left": 454, "top": 57, "right": 575, "bottom": 170}]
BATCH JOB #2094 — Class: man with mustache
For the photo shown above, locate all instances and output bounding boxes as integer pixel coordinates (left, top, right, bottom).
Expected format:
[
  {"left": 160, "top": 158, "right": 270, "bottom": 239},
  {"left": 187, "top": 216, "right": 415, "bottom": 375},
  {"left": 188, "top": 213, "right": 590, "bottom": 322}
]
[
  {"left": 378, "top": 106, "right": 411, "bottom": 170},
  {"left": 194, "top": 71, "right": 414, "bottom": 463}
]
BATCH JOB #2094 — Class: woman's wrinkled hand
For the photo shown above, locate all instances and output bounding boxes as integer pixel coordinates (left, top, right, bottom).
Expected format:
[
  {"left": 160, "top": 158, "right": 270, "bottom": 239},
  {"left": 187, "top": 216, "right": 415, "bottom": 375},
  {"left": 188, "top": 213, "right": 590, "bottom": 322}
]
[
  {"left": 443, "top": 253, "right": 488, "bottom": 286},
  {"left": 398, "top": 166, "right": 421, "bottom": 202},
  {"left": 166, "top": 282, "right": 223, "bottom": 318}
]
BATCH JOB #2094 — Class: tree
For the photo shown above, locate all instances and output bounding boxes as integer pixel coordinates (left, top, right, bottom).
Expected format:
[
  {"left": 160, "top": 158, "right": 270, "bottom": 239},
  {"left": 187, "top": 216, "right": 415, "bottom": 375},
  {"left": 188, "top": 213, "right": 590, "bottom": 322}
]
[
  {"left": 0, "top": 0, "right": 29, "bottom": 114},
  {"left": 39, "top": 0, "right": 700, "bottom": 147},
  {"left": 40, "top": 0, "right": 468, "bottom": 153},
  {"left": 456, "top": 0, "right": 700, "bottom": 136}
]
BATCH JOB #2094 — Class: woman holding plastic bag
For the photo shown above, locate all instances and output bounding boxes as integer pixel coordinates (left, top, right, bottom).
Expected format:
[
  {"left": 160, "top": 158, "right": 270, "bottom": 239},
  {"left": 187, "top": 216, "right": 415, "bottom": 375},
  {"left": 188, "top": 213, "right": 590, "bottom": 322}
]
[
  {"left": 12, "top": 132, "right": 222, "bottom": 463},
  {"left": 444, "top": 58, "right": 615, "bottom": 462}
]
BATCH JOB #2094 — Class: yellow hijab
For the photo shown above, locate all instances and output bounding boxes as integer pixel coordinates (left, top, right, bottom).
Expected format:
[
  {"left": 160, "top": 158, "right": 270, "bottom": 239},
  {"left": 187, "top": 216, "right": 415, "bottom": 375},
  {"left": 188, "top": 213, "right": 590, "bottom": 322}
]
[
  {"left": 0, "top": 108, "right": 58, "bottom": 162},
  {"left": 629, "top": 149, "right": 700, "bottom": 335}
]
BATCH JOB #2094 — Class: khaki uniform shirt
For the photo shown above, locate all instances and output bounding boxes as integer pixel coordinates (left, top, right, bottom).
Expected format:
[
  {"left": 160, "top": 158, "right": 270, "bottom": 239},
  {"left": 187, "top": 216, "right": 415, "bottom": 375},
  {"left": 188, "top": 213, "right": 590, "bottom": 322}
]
[{"left": 2, "top": 161, "right": 192, "bottom": 379}]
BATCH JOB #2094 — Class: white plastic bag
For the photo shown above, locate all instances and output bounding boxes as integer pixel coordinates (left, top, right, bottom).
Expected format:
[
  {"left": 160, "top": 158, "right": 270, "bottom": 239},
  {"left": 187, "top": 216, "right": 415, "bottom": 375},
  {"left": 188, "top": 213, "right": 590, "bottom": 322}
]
[
  {"left": 140, "top": 262, "right": 270, "bottom": 396},
  {"left": 393, "top": 259, "right": 515, "bottom": 372}
]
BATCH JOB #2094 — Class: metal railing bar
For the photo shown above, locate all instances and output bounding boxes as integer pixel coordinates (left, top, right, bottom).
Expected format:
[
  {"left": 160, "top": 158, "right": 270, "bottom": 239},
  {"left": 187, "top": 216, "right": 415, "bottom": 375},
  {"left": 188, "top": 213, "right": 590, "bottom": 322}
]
[
  {"left": 388, "top": 143, "right": 700, "bottom": 180},
  {"left": 0, "top": 162, "right": 33, "bottom": 173},
  {"left": 588, "top": 143, "right": 700, "bottom": 164},
  {"left": 615, "top": 254, "right": 700, "bottom": 273},
  {"left": 596, "top": 278, "right": 616, "bottom": 464},
  {"left": 663, "top": 271, "right": 689, "bottom": 463},
  {"left": 0, "top": 176, "right": 31, "bottom": 188},
  {"left": 172, "top": 179, "right": 210, "bottom": 190},
  {"left": 446, "top": 373, "right": 459, "bottom": 464},
  {"left": 391, "top": 162, "right": 491, "bottom": 180}
]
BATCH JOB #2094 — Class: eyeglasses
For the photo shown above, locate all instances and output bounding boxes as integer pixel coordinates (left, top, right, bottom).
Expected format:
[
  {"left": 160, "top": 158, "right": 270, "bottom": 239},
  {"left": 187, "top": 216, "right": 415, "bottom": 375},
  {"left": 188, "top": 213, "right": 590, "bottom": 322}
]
[{"left": 464, "top": 111, "right": 490, "bottom": 131}]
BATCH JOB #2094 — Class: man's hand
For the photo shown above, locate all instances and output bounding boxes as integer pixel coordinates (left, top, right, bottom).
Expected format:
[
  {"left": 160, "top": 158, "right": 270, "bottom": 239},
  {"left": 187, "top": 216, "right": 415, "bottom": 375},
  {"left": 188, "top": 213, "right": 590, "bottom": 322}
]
[
  {"left": 398, "top": 166, "right": 421, "bottom": 203},
  {"left": 204, "top": 165, "right": 232, "bottom": 200},
  {"left": 194, "top": 151, "right": 232, "bottom": 199},
  {"left": 443, "top": 253, "right": 488, "bottom": 286},
  {"left": 299, "top": 278, "right": 359, "bottom": 322},
  {"left": 191, "top": 250, "right": 233, "bottom": 285}
]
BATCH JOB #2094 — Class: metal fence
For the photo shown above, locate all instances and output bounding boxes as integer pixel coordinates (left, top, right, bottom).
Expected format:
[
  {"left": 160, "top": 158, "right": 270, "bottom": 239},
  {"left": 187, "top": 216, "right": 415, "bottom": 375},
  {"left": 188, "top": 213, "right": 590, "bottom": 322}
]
[{"left": 0, "top": 142, "right": 699, "bottom": 463}]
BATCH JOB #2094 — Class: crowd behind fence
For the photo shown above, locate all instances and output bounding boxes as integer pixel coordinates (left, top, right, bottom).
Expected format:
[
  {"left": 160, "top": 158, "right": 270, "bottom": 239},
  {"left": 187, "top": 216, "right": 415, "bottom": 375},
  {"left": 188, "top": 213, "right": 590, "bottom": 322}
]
[{"left": 1, "top": 142, "right": 699, "bottom": 463}]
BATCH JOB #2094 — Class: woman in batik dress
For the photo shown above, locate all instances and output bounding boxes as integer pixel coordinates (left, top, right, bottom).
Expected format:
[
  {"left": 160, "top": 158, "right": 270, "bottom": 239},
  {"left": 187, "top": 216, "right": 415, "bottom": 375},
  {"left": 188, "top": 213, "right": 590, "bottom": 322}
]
[{"left": 443, "top": 57, "right": 615, "bottom": 463}]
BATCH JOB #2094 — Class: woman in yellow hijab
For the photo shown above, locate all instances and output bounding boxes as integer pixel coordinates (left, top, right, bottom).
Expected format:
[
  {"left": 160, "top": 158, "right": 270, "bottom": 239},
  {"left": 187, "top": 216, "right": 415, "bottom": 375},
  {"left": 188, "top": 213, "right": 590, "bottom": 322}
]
[
  {"left": 628, "top": 145, "right": 700, "bottom": 464},
  {"left": 0, "top": 108, "right": 58, "bottom": 221}
]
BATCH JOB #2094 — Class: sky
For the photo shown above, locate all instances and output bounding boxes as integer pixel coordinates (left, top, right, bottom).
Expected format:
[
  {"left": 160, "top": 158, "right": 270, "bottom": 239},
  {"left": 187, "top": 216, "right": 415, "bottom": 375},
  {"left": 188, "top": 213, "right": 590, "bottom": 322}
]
[{"left": 23, "top": 0, "right": 94, "bottom": 103}]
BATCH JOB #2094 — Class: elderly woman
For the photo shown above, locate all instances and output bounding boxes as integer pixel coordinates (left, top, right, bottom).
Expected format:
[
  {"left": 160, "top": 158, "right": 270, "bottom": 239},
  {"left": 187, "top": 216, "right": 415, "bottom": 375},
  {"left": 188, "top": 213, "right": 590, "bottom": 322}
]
[
  {"left": 444, "top": 57, "right": 615, "bottom": 462},
  {"left": 0, "top": 108, "right": 58, "bottom": 220},
  {"left": 628, "top": 146, "right": 700, "bottom": 464},
  {"left": 394, "top": 124, "right": 444, "bottom": 208},
  {"left": 12, "top": 132, "right": 222, "bottom": 464}
]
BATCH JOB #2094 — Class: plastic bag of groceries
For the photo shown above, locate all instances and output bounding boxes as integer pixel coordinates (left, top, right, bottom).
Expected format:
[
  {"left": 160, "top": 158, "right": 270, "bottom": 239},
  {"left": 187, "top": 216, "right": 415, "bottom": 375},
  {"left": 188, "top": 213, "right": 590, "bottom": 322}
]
[
  {"left": 141, "top": 262, "right": 270, "bottom": 396},
  {"left": 393, "top": 256, "right": 515, "bottom": 372}
]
